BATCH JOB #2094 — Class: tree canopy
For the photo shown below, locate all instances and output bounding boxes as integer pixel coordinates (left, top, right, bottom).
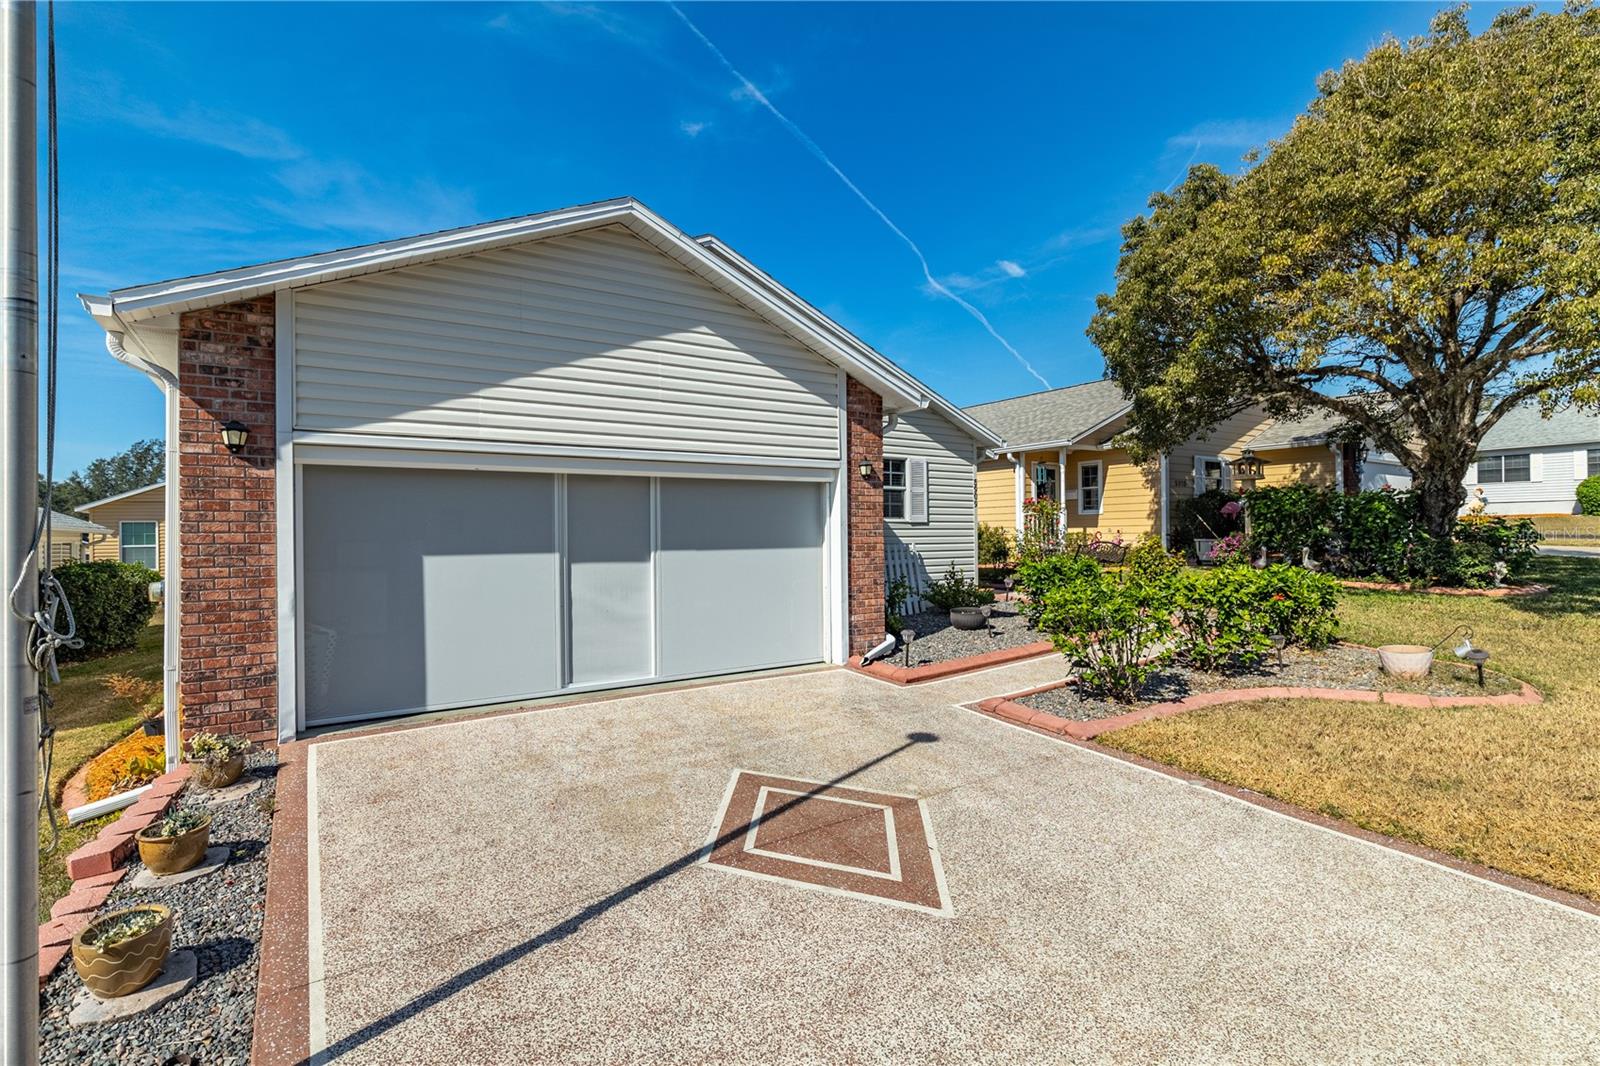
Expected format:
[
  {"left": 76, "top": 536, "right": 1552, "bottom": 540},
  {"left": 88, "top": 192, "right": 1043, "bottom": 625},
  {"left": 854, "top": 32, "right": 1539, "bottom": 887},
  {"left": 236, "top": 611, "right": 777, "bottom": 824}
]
[
  {"left": 41, "top": 438, "right": 164, "bottom": 514},
  {"left": 1089, "top": 3, "right": 1600, "bottom": 533}
]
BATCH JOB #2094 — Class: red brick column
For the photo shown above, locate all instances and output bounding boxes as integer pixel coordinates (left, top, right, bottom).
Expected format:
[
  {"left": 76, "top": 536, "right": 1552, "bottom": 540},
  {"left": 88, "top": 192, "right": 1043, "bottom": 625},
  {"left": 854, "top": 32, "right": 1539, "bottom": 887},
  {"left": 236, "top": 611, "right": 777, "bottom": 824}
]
[
  {"left": 177, "top": 296, "right": 278, "bottom": 745},
  {"left": 846, "top": 378, "right": 885, "bottom": 657}
]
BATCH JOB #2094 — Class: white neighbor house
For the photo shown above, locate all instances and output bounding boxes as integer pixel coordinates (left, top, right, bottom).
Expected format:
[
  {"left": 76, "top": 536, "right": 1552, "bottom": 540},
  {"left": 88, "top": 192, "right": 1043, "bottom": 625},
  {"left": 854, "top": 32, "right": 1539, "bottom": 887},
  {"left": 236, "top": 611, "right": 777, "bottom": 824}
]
[{"left": 1466, "top": 404, "right": 1600, "bottom": 515}]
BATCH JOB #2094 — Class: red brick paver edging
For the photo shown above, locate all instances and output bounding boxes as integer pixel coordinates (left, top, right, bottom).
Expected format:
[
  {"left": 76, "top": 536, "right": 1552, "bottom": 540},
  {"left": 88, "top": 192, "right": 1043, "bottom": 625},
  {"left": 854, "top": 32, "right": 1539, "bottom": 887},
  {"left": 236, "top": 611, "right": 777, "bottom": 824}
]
[
  {"left": 1339, "top": 579, "right": 1550, "bottom": 598},
  {"left": 38, "top": 763, "right": 191, "bottom": 988},
  {"left": 852, "top": 640, "right": 1055, "bottom": 684},
  {"left": 976, "top": 675, "right": 1543, "bottom": 741}
]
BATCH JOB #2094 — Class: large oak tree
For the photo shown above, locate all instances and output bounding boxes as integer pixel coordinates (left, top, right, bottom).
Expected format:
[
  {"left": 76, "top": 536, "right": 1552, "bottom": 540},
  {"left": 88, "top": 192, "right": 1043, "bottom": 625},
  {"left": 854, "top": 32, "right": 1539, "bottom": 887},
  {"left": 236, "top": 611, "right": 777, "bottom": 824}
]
[{"left": 1089, "top": 4, "right": 1600, "bottom": 537}]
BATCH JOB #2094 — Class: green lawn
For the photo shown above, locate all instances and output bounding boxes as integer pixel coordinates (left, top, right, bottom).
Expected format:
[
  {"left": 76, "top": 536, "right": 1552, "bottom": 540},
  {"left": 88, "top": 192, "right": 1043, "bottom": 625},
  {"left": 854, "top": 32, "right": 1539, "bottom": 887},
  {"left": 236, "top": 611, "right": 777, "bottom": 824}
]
[
  {"left": 1099, "top": 559, "right": 1600, "bottom": 900},
  {"left": 37, "top": 622, "right": 162, "bottom": 923}
]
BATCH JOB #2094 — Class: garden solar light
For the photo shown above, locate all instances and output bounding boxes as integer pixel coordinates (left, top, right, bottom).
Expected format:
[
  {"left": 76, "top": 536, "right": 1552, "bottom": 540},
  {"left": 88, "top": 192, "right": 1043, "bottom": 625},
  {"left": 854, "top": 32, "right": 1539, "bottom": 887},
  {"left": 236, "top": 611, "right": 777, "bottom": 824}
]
[
  {"left": 900, "top": 629, "right": 915, "bottom": 668},
  {"left": 1462, "top": 646, "right": 1491, "bottom": 687},
  {"left": 220, "top": 419, "right": 250, "bottom": 454},
  {"left": 1269, "top": 633, "right": 1287, "bottom": 667}
]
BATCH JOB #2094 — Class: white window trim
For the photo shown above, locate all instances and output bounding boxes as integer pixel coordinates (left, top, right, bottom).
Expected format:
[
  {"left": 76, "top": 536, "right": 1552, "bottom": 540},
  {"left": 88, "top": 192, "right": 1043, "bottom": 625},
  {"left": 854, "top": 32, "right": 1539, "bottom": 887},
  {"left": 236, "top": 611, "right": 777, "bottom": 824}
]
[
  {"left": 1195, "top": 454, "right": 1228, "bottom": 496},
  {"left": 118, "top": 520, "right": 158, "bottom": 568},
  {"left": 1077, "top": 460, "right": 1103, "bottom": 516},
  {"left": 882, "top": 456, "right": 908, "bottom": 520}
]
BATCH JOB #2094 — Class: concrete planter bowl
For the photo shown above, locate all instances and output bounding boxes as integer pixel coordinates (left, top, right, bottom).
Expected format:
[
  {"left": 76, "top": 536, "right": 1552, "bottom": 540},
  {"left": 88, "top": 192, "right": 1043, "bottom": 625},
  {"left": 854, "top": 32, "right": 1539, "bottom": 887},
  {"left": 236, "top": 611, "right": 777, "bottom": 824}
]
[
  {"left": 1378, "top": 644, "right": 1434, "bottom": 679},
  {"left": 72, "top": 904, "right": 173, "bottom": 999},
  {"left": 189, "top": 753, "right": 245, "bottom": 791},
  {"left": 949, "top": 606, "right": 988, "bottom": 631},
  {"left": 135, "top": 813, "right": 213, "bottom": 877}
]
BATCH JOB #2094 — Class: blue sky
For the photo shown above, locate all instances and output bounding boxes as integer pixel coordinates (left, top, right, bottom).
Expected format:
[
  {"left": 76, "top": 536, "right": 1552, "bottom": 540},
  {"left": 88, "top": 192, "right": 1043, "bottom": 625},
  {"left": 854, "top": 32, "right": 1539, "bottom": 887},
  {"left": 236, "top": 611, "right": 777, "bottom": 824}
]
[{"left": 47, "top": 1, "right": 1529, "bottom": 473}]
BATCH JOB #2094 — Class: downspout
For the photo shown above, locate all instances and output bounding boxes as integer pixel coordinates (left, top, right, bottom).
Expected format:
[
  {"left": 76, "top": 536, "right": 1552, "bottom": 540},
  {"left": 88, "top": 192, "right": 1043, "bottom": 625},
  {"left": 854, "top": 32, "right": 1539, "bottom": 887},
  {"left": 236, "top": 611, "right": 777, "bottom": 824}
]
[
  {"left": 105, "top": 331, "right": 181, "bottom": 772},
  {"left": 1159, "top": 452, "right": 1170, "bottom": 549}
]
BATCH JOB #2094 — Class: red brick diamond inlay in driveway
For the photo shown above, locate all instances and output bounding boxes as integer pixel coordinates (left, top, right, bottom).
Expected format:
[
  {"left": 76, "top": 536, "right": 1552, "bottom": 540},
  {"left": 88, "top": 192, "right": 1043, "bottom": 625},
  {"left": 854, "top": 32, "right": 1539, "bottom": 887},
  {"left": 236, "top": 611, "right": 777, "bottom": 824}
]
[{"left": 699, "top": 771, "right": 953, "bottom": 917}]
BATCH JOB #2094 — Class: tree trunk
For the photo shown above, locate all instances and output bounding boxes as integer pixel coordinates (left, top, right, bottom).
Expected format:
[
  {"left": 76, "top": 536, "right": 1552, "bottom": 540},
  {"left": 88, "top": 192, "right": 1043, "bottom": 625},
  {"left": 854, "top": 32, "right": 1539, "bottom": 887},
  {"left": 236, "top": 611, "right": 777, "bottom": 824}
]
[{"left": 1411, "top": 462, "right": 1470, "bottom": 542}]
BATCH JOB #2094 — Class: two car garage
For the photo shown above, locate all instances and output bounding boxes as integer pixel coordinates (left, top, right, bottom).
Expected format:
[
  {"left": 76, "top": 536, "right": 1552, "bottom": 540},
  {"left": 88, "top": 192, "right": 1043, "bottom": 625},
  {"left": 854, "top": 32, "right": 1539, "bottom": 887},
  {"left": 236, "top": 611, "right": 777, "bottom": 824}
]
[{"left": 298, "top": 465, "right": 828, "bottom": 727}]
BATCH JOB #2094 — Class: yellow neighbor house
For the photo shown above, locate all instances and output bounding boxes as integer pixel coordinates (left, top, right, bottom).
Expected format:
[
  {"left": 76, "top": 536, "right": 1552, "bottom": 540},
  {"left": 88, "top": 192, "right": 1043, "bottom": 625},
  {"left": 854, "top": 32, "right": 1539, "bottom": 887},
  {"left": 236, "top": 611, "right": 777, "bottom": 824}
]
[
  {"left": 965, "top": 382, "right": 1389, "bottom": 550},
  {"left": 75, "top": 482, "right": 166, "bottom": 574}
]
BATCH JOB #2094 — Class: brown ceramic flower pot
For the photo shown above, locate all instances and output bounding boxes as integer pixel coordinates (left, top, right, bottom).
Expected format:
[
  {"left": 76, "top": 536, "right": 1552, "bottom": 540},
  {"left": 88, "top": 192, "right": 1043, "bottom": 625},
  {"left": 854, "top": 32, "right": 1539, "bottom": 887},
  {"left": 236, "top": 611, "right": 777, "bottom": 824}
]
[
  {"left": 189, "top": 753, "right": 244, "bottom": 791},
  {"left": 72, "top": 904, "right": 173, "bottom": 998},
  {"left": 135, "top": 814, "right": 212, "bottom": 876}
]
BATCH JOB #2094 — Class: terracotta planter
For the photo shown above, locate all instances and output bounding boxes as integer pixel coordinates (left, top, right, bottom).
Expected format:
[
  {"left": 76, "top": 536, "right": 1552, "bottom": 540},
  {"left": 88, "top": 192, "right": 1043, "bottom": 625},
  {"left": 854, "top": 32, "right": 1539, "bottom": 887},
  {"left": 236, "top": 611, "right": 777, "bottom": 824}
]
[
  {"left": 72, "top": 904, "right": 173, "bottom": 998},
  {"left": 949, "top": 606, "right": 988, "bottom": 631},
  {"left": 135, "top": 814, "right": 212, "bottom": 876},
  {"left": 188, "top": 753, "right": 245, "bottom": 791},
  {"left": 1378, "top": 644, "right": 1433, "bottom": 679}
]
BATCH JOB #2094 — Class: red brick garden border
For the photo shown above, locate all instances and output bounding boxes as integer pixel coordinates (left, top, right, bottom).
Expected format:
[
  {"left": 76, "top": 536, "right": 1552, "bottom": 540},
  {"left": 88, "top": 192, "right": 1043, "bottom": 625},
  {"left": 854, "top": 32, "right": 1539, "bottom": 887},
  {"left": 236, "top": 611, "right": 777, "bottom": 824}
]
[
  {"left": 851, "top": 640, "right": 1055, "bottom": 684},
  {"left": 36, "top": 763, "right": 191, "bottom": 988},
  {"left": 976, "top": 673, "right": 1543, "bottom": 741}
]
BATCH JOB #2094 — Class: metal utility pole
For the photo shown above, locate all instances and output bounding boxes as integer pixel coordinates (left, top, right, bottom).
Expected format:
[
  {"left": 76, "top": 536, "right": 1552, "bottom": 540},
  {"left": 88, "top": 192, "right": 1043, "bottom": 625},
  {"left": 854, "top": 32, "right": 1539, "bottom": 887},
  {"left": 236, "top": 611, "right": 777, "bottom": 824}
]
[{"left": 0, "top": 2, "right": 37, "bottom": 1062}]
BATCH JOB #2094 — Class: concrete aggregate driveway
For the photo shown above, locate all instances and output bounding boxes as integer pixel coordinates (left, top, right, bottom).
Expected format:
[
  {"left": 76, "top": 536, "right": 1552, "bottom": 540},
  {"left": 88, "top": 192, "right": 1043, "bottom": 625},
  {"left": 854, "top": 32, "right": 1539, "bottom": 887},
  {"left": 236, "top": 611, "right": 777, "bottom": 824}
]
[{"left": 305, "top": 660, "right": 1600, "bottom": 1064}]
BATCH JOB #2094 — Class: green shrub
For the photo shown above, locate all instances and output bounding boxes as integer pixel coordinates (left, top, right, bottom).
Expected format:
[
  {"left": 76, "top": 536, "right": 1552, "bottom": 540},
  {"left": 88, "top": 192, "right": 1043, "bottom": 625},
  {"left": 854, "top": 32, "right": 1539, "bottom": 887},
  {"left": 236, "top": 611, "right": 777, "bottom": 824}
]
[
  {"left": 1329, "top": 489, "right": 1420, "bottom": 578},
  {"left": 1578, "top": 475, "right": 1600, "bottom": 517},
  {"left": 977, "top": 523, "right": 1012, "bottom": 567},
  {"left": 1124, "top": 537, "right": 1184, "bottom": 582},
  {"left": 1443, "top": 516, "right": 1542, "bottom": 587},
  {"left": 1038, "top": 567, "right": 1175, "bottom": 701},
  {"left": 52, "top": 561, "right": 158, "bottom": 661},
  {"left": 1173, "top": 567, "right": 1272, "bottom": 671},
  {"left": 1015, "top": 497, "right": 1063, "bottom": 563},
  {"left": 922, "top": 564, "right": 995, "bottom": 611},
  {"left": 1013, "top": 553, "right": 1101, "bottom": 626},
  {"left": 1243, "top": 484, "right": 1336, "bottom": 557},
  {"left": 1252, "top": 565, "right": 1341, "bottom": 648},
  {"left": 885, "top": 576, "right": 911, "bottom": 633}
]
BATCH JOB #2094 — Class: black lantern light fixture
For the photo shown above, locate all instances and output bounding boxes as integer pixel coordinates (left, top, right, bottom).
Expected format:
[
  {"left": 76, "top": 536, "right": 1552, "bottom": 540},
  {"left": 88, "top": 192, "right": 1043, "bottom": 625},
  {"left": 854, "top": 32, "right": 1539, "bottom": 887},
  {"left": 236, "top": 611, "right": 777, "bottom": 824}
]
[
  {"left": 858, "top": 459, "right": 874, "bottom": 478},
  {"left": 220, "top": 420, "right": 250, "bottom": 454}
]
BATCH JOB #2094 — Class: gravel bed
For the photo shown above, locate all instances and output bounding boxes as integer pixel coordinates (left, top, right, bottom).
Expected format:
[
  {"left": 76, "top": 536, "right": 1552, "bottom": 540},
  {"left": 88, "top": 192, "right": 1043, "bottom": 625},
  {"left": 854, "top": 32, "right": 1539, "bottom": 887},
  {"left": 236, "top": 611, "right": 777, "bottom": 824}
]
[
  {"left": 41, "top": 749, "right": 278, "bottom": 1066},
  {"left": 897, "top": 602, "right": 1047, "bottom": 666},
  {"left": 1020, "top": 643, "right": 1522, "bottom": 722}
]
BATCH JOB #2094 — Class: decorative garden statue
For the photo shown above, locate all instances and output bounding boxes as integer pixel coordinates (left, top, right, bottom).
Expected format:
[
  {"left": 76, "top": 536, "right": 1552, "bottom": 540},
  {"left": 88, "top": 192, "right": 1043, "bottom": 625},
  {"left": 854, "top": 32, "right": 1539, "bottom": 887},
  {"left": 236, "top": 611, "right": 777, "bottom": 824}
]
[{"left": 1467, "top": 487, "right": 1488, "bottom": 515}]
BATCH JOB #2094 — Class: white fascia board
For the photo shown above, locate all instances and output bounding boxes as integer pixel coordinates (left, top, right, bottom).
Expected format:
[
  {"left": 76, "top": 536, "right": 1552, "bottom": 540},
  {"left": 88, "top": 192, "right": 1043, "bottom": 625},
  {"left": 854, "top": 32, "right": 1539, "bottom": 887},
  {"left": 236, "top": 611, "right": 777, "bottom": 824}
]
[
  {"left": 75, "top": 481, "right": 166, "bottom": 513},
  {"left": 81, "top": 198, "right": 930, "bottom": 415}
]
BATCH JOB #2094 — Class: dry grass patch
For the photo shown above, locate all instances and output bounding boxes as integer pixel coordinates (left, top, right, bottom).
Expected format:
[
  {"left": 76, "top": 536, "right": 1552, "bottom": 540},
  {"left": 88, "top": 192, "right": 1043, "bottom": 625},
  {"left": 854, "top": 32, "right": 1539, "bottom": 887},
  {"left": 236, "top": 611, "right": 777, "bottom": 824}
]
[{"left": 1100, "top": 558, "right": 1600, "bottom": 900}]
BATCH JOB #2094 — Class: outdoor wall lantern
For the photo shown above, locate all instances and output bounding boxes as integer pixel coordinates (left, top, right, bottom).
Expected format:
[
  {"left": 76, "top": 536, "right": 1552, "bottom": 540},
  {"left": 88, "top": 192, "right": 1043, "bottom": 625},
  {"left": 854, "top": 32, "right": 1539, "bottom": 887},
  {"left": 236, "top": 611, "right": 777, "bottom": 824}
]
[
  {"left": 1234, "top": 448, "right": 1266, "bottom": 489},
  {"left": 220, "top": 420, "right": 250, "bottom": 454},
  {"left": 859, "top": 459, "right": 874, "bottom": 478}
]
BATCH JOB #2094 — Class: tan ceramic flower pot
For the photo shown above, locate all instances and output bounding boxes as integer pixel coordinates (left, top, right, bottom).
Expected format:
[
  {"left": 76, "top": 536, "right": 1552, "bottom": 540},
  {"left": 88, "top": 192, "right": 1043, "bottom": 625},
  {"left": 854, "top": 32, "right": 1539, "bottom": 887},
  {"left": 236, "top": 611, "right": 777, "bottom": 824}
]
[
  {"left": 189, "top": 753, "right": 244, "bottom": 791},
  {"left": 71, "top": 904, "right": 172, "bottom": 998},
  {"left": 135, "top": 814, "right": 212, "bottom": 876},
  {"left": 1378, "top": 644, "right": 1433, "bottom": 679}
]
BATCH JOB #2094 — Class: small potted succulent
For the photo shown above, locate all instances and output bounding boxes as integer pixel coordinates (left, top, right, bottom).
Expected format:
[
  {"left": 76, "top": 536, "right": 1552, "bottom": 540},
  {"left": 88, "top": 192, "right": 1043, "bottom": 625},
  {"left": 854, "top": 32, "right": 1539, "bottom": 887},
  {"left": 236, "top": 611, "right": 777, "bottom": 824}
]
[
  {"left": 72, "top": 904, "right": 173, "bottom": 998},
  {"left": 183, "top": 732, "right": 251, "bottom": 790},
  {"left": 135, "top": 807, "right": 213, "bottom": 876}
]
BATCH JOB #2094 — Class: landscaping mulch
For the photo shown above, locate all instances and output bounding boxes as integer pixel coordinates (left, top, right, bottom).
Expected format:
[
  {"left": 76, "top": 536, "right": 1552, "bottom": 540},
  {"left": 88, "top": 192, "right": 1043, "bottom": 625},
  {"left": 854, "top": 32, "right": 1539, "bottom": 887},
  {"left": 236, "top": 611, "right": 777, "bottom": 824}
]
[
  {"left": 41, "top": 749, "right": 278, "bottom": 1066},
  {"left": 899, "top": 602, "right": 1046, "bottom": 666},
  {"left": 1020, "top": 643, "right": 1522, "bottom": 723}
]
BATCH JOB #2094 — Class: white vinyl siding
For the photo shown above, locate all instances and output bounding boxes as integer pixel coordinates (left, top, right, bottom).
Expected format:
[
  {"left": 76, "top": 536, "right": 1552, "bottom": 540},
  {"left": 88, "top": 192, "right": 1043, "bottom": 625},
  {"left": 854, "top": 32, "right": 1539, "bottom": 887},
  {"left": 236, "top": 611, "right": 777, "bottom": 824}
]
[
  {"left": 1465, "top": 444, "right": 1600, "bottom": 514},
  {"left": 292, "top": 225, "right": 842, "bottom": 463},
  {"left": 884, "top": 407, "right": 979, "bottom": 587}
]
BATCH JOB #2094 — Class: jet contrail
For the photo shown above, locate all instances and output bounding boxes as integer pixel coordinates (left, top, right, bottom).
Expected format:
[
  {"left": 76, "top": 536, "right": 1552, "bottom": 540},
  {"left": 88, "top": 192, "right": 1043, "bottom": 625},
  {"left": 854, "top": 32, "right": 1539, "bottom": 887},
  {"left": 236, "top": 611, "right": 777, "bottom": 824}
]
[{"left": 668, "top": 3, "right": 1051, "bottom": 389}]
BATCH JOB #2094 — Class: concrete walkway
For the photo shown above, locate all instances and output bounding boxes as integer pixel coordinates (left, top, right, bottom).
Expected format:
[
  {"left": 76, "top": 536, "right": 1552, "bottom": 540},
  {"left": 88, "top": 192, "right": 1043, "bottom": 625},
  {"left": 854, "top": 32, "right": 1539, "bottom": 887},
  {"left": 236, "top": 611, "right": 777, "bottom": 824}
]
[{"left": 303, "top": 659, "right": 1600, "bottom": 1064}]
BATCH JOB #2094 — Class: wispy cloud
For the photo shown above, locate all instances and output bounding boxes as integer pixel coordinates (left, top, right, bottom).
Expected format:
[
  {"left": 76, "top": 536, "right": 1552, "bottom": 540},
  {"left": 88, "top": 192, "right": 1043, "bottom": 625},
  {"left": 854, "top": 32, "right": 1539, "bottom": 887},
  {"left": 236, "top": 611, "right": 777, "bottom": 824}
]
[
  {"left": 96, "top": 90, "right": 302, "bottom": 162},
  {"left": 680, "top": 119, "right": 711, "bottom": 138},
  {"left": 996, "top": 259, "right": 1025, "bottom": 279},
  {"left": 667, "top": 3, "right": 1050, "bottom": 389},
  {"left": 1165, "top": 118, "right": 1283, "bottom": 152}
]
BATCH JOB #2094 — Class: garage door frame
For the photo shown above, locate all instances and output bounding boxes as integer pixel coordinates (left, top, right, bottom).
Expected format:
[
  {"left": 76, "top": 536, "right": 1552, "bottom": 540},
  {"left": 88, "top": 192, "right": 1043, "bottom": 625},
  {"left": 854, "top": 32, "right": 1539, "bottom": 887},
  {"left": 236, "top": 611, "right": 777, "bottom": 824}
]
[{"left": 277, "top": 442, "right": 848, "bottom": 736}]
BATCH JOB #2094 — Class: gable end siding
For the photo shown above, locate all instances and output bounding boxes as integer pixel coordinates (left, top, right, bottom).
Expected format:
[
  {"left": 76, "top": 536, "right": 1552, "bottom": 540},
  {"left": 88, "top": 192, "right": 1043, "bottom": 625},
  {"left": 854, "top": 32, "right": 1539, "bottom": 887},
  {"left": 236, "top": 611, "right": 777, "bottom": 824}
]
[
  {"left": 291, "top": 225, "right": 843, "bottom": 463},
  {"left": 884, "top": 407, "right": 979, "bottom": 590}
]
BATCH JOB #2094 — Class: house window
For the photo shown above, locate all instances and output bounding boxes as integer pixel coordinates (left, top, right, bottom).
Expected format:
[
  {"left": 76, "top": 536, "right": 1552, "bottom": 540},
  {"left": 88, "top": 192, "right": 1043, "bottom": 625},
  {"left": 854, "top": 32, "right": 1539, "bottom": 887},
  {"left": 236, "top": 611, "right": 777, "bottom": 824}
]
[
  {"left": 1197, "top": 456, "right": 1227, "bottom": 494},
  {"left": 1477, "top": 453, "right": 1531, "bottom": 484},
  {"left": 120, "top": 521, "right": 158, "bottom": 570},
  {"left": 1589, "top": 448, "right": 1600, "bottom": 478},
  {"left": 1031, "top": 463, "right": 1059, "bottom": 502},
  {"left": 1078, "top": 461, "right": 1102, "bottom": 515},
  {"left": 883, "top": 458, "right": 906, "bottom": 519}
]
